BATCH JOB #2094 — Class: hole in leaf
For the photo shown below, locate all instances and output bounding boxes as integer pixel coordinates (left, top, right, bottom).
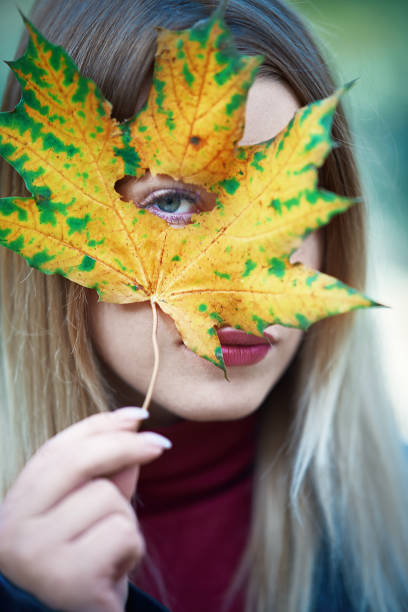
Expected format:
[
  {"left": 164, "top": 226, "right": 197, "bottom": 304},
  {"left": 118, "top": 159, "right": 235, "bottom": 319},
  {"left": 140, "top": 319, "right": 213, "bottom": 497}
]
[{"left": 115, "top": 172, "right": 217, "bottom": 227}]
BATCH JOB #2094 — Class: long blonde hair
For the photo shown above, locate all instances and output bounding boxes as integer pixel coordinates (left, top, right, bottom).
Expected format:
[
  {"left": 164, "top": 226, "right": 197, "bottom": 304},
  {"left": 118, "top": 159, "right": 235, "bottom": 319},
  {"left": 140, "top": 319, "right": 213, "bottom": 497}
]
[{"left": 1, "top": 1, "right": 407, "bottom": 611}]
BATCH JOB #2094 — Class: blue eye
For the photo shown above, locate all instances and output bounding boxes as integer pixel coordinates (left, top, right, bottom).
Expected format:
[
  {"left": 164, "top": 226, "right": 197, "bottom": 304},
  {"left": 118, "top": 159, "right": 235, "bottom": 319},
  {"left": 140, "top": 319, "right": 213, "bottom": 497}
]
[
  {"left": 141, "top": 188, "right": 199, "bottom": 226},
  {"left": 153, "top": 192, "right": 196, "bottom": 214}
]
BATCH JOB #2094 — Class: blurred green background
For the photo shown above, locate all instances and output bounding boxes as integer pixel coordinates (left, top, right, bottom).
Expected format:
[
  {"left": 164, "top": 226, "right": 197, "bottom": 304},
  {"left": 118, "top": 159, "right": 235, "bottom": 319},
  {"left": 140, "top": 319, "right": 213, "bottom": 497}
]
[
  {"left": 0, "top": 0, "right": 407, "bottom": 435},
  {"left": 288, "top": 0, "right": 408, "bottom": 438},
  {"left": 291, "top": 0, "right": 408, "bottom": 267}
]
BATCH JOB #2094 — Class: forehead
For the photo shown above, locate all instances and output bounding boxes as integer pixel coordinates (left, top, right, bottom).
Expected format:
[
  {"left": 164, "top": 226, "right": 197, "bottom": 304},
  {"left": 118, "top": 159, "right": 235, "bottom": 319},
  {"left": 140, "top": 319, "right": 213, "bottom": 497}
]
[{"left": 239, "top": 78, "right": 300, "bottom": 146}]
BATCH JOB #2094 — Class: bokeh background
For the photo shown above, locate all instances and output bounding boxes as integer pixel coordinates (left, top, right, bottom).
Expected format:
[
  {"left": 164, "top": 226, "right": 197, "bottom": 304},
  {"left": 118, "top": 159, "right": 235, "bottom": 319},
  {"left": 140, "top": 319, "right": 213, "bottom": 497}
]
[
  {"left": 0, "top": 0, "right": 407, "bottom": 437},
  {"left": 287, "top": 0, "right": 408, "bottom": 438}
]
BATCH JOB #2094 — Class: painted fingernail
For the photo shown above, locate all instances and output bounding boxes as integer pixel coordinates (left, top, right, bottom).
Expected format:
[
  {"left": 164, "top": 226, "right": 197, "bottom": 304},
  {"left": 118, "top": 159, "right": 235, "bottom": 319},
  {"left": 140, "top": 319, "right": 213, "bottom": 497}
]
[
  {"left": 140, "top": 432, "right": 172, "bottom": 449},
  {"left": 115, "top": 407, "right": 149, "bottom": 420}
]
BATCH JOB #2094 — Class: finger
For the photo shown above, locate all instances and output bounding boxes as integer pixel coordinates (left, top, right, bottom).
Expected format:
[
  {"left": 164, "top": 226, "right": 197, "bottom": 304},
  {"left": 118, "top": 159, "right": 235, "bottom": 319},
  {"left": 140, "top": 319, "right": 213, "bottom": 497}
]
[
  {"left": 71, "top": 513, "right": 145, "bottom": 580},
  {"left": 56, "top": 407, "right": 150, "bottom": 441},
  {"left": 44, "top": 409, "right": 150, "bottom": 494},
  {"left": 108, "top": 464, "right": 140, "bottom": 501},
  {"left": 114, "top": 576, "right": 130, "bottom": 612},
  {"left": 10, "top": 408, "right": 148, "bottom": 495},
  {"left": 10, "top": 430, "right": 171, "bottom": 515},
  {"left": 39, "top": 431, "right": 170, "bottom": 513},
  {"left": 40, "top": 546, "right": 128, "bottom": 612},
  {"left": 43, "top": 478, "right": 138, "bottom": 541},
  {"left": 38, "top": 407, "right": 150, "bottom": 460}
]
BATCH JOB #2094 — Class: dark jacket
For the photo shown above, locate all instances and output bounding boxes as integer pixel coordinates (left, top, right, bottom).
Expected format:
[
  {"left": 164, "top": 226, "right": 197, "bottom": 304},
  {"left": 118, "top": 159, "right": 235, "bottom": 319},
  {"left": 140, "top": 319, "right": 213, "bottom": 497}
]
[{"left": 0, "top": 555, "right": 353, "bottom": 612}]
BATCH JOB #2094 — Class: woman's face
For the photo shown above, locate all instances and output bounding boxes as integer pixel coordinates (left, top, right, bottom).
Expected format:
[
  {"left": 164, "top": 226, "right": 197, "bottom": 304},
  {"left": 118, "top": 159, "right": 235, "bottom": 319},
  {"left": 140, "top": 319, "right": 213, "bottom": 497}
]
[{"left": 88, "top": 79, "right": 323, "bottom": 425}]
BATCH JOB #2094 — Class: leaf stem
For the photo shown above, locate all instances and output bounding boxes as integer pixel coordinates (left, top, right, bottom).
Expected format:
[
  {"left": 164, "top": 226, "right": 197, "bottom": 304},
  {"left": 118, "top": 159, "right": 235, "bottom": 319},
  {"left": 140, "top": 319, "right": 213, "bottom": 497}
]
[
  {"left": 215, "top": 0, "right": 229, "bottom": 18},
  {"left": 142, "top": 298, "right": 160, "bottom": 412}
]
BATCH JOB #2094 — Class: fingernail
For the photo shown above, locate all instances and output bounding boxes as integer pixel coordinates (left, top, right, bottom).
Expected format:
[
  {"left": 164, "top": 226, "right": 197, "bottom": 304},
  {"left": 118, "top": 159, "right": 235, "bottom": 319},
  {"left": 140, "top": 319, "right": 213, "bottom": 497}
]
[
  {"left": 140, "top": 432, "right": 172, "bottom": 449},
  {"left": 115, "top": 407, "right": 149, "bottom": 420}
]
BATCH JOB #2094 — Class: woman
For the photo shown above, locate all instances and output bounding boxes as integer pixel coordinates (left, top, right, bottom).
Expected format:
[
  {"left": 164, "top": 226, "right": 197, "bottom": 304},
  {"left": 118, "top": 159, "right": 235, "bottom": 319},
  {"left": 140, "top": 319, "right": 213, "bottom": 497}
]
[{"left": 0, "top": 1, "right": 407, "bottom": 611}]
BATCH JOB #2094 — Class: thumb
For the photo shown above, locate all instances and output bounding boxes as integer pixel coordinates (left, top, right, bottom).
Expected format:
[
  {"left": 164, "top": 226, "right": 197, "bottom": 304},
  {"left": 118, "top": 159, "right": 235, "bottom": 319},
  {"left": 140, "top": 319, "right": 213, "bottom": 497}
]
[
  {"left": 107, "top": 406, "right": 147, "bottom": 501},
  {"left": 109, "top": 464, "right": 140, "bottom": 501}
]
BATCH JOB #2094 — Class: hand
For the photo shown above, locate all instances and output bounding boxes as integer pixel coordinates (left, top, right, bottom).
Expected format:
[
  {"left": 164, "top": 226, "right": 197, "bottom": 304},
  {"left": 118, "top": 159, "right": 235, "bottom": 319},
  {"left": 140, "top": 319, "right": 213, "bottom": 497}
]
[{"left": 0, "top": 407, "right": 171, "bottom": 612}]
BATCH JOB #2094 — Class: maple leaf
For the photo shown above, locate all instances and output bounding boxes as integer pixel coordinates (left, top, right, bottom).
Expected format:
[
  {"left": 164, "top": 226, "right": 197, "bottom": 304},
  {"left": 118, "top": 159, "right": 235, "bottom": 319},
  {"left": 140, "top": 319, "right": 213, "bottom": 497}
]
[
  {"left": 125, "top": 6, "right": 262, "bottom": 184},
  {"left": 0, "top": 7, "right": 376, "bottom": 374}
]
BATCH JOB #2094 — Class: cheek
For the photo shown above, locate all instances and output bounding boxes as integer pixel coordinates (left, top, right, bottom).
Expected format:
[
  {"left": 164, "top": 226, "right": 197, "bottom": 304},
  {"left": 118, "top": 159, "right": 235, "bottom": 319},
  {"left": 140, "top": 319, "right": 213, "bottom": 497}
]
[
  {"left": 289, "top": 229, "right": 324, "bottom": 270},
  {"left": 264, "top": 324, "right": 304, "bottom": 370},
  {"left": 87, "top": 292, "right": 153, "bottom": 378}
]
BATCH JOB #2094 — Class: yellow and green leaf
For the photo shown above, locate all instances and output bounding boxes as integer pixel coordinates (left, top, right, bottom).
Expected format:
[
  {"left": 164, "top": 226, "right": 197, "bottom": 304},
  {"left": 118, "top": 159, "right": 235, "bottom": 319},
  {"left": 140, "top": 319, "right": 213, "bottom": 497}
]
[
  {"left": 0, "top": 8, "right": 376, "bottom": 372},
  {"left": 127, "top": 5, "right": 262, "bottom": 184}
]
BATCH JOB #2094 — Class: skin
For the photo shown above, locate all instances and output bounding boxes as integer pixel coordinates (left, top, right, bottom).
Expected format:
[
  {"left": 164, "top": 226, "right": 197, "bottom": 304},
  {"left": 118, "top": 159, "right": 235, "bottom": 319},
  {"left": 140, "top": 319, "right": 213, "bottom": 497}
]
[
  {"left": 89, "top": 78, "right": 324, "bottom": 426},
  {"left": 0, "top": 408, "right": 171, "bottom": 612},
  {"left": 0, "top": 79, "right": 323, "bottom": 612}
]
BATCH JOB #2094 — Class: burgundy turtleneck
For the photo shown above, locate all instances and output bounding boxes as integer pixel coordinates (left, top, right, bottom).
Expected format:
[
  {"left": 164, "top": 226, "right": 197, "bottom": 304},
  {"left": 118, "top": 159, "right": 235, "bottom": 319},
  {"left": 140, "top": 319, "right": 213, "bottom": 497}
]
[{"left": 129, "top": 412, "right": 258, "bottom": 612}]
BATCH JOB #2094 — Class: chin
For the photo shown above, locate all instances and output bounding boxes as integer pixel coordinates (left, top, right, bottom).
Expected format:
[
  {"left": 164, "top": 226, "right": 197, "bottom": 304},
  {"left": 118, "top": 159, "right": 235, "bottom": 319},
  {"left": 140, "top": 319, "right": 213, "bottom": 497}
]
[{"left": 149, "top": 372, "right": 274, "bottom": 423}]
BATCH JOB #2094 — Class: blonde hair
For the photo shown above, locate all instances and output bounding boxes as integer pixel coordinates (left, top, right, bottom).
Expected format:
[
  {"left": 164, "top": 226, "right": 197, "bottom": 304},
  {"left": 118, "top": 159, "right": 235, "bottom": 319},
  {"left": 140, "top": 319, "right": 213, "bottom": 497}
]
[{"left": 1, "top": 1, "right": 407, "bottom": 611}]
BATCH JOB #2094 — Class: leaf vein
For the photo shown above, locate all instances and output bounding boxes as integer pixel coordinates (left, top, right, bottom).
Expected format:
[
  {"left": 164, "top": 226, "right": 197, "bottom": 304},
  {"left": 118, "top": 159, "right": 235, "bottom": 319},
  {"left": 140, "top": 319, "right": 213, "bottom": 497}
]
[
  {"left": 4, "top": 217, "right": 146, "bottom": 291},
  {"left": 32, "top": 36, "right": 150, "bottom": 287}
]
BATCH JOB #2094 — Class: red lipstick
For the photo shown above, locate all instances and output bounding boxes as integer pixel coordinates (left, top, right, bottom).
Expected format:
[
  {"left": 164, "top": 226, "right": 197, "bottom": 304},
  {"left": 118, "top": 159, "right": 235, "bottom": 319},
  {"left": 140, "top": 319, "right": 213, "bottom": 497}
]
[{"left": 217, "top": 327, "right": 276, "bottom": 367}]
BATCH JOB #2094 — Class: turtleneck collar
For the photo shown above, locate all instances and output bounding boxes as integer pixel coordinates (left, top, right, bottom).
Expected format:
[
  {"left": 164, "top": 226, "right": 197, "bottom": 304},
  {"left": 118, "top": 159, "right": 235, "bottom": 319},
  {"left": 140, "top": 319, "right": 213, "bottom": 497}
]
[
  {"left": 136, "top": 411, "right": 258, "bottom": 513},
  {"left": 131, "top": 412, "right": 258, "bottom": 612}
]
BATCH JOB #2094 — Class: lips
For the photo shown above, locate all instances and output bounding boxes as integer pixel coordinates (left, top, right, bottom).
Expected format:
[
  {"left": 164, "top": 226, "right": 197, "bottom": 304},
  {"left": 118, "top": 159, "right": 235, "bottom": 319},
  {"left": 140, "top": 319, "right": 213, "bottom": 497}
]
[{"left": 217, "top": 327, "right": 276, "bottom": 367}]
